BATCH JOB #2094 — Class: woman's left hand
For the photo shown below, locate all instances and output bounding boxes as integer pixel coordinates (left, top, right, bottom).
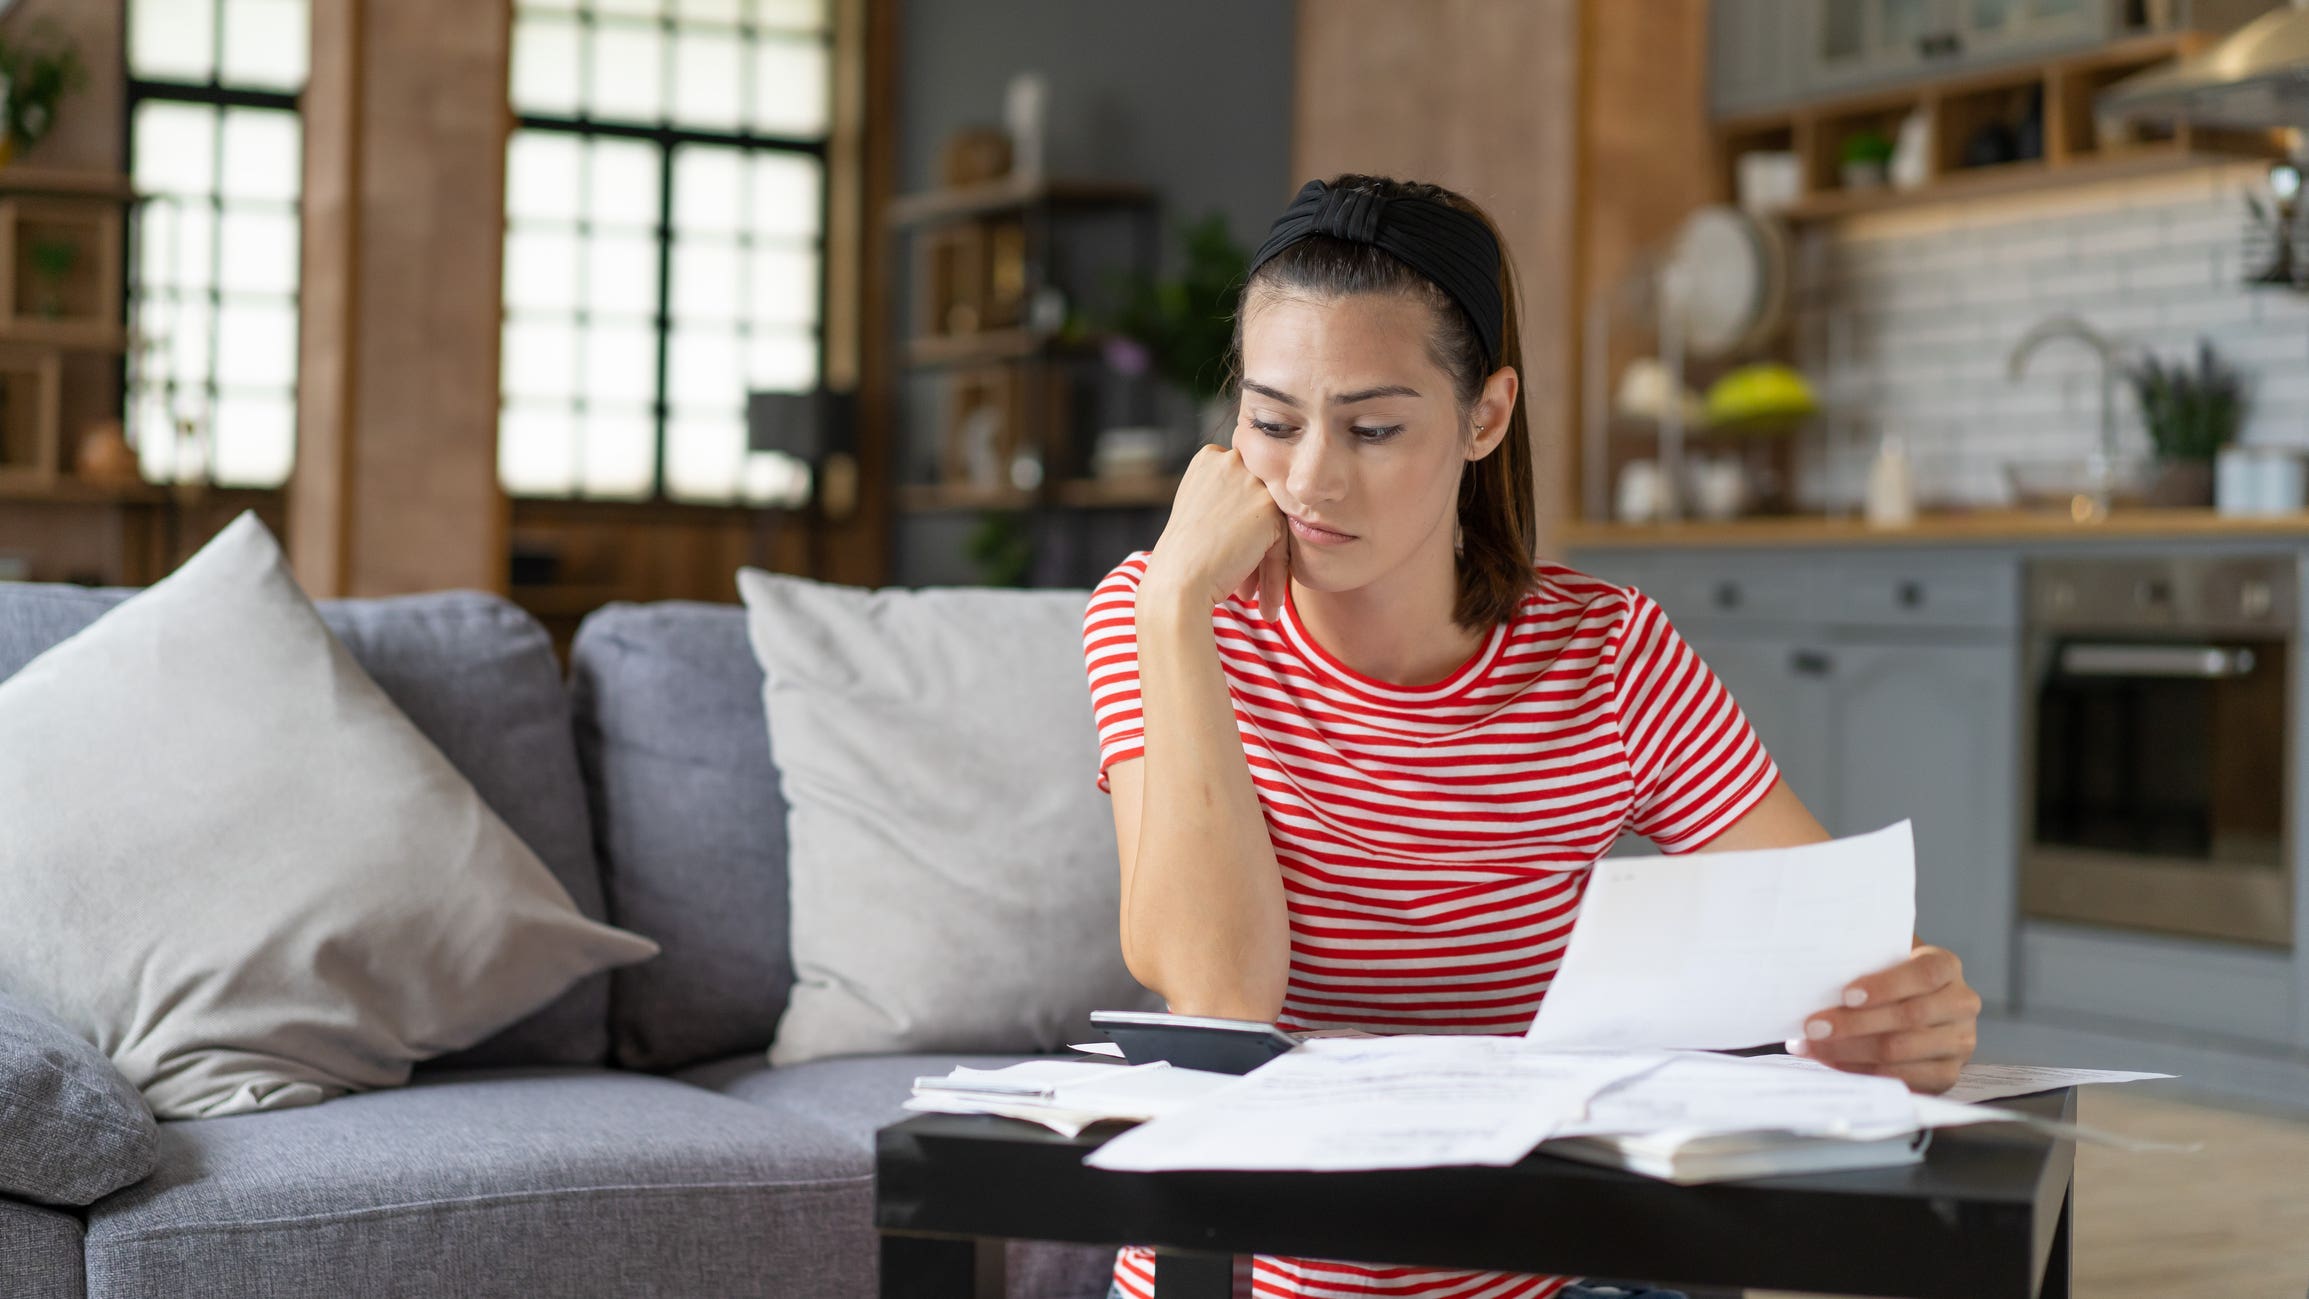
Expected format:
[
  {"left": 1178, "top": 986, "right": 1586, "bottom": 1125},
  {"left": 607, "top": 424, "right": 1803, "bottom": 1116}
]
[{"left": 1788, "top": 943, "right": 1980, "bottom": 1094}]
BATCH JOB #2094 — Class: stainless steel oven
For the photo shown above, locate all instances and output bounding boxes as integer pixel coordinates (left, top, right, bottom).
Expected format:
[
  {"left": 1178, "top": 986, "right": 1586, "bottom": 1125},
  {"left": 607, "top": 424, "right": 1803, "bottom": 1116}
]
[{"left": 2022, "top": 555, "right": 2295, "bottom": 949}]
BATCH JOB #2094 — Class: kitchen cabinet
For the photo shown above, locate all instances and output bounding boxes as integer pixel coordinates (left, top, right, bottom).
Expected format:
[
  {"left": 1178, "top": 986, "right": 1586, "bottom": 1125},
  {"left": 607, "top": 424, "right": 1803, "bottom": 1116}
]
[
  {"left": 1582, "top": 550, "right": 2022, "bottom": 1007},
  {"left": 1709, "top": 0, "right": 1799, "bottom": 117}
]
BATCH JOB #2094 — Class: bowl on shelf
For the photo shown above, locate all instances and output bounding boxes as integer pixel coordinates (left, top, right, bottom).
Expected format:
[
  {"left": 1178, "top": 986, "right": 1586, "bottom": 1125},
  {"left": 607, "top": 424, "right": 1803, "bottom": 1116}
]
[{"left": 2002, "top": 456, "right": 2154, "bottom": 517}]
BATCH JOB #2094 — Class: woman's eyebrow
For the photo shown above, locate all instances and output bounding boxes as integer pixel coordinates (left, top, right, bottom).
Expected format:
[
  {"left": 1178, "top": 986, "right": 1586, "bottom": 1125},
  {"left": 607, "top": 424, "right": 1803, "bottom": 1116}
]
[{"left": 1241, "top": 380, "right": 1422, "bottom": 408}]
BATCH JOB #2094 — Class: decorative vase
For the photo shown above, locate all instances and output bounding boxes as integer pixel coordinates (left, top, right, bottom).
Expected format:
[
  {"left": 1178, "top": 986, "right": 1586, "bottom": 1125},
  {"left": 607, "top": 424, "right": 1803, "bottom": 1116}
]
[{"left": 2146, "top": 458, "right": 2215, "bottom": 509}]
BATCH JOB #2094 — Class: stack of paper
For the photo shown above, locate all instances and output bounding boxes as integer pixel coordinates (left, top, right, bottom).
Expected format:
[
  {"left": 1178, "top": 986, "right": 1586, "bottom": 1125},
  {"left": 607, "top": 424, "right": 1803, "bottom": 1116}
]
[{"left": 903, "top": 1059, "right": 1236, "bottom": 1137}]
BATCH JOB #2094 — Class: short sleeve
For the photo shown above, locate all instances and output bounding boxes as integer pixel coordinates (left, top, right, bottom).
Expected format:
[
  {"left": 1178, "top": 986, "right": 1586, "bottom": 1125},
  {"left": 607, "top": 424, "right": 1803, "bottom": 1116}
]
[
  {"left": 1082, "top": 552, "right": 1152, "bottom": 794},
  {"left": 1611, "top": 587, "right": 1781, "bottom": 852}
]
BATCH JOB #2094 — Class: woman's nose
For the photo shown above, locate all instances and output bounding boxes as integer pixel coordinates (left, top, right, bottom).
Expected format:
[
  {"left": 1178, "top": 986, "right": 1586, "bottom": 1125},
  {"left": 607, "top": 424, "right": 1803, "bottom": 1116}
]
[{"left": 1285, "top": 430, "right": 1346, "bottom": 505}]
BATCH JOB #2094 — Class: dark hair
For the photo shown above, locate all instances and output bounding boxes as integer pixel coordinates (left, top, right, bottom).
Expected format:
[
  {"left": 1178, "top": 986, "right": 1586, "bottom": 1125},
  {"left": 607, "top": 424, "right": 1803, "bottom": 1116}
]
[{"left": 1222, "top": 173, "right": 1537, "bottom": 634}]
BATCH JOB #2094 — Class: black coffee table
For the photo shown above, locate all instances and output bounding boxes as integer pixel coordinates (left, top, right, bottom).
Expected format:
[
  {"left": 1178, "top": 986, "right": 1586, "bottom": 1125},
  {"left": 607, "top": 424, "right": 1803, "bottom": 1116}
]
[{"left": 876, "top": 1087, "right": 2075, "bottom": 1299}]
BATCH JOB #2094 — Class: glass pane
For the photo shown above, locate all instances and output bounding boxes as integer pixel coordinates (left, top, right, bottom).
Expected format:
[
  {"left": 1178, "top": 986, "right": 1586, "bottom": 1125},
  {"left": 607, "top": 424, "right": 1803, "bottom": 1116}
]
[
  {"left": 749, "top": 152, "right": 823, "bottom": 239},
  {"left": 134, "top": 102, "right": 218, "bottom": 198},
  {"left": 673, "top": 145, "right": 744, "bottom": 234},
  {"left": 672, "top": 238, "right": 742, "bottom": 321},
  {"left": 221, "top": 0, "right": 308, "bottom": 91},
  {"left": 587, "top": 21, "right": 666, "bottom": 124},
  {"left": 500, "top": 403, "right": 579, "bottom": 496},
  {"left": 670, "top": 29, "right": 744, "bottom": 131},
  {"left": 584, "top": 232, "right": 659, "bottom": 317},
  {"left": 518, "top": 0, "right": 581, "bottom": 10},
  {"left": 154, "top": 295, "right": 216, "bottom": 388},
  {"left": 152, "top": 202, "right": 218, "bottom": 295},
  {"left": 219, "top": 109, "right": 301, "bottom": 204},
  {"left": 211, "top": 390, "right": 295, "bottom": 487},
  {"left": 754, "top": 0, "right": 831, "bottom": 34},
  {"left": 744, "top": 330, "right": 816, "bottom": 391},
  {"left": 747, "top": 246, "right": 817, "bottom": 327},
  {"left": 595, "top": 0, "right": 663, "bottom": 16},
  {"left": 581, "top": 321, "right": 657, "bottom": 405},
  {"left": 512, "top": 13, "right": 584, "bottom": 116},
  {"left": 750, "top": 36, "right": 828, "bottom": 137},
  {"left": 505, "top": 225, "right": 581, "bottom": 313},
  {"left": 742, "top": 450, "right": 809, "bottom": 506},
  {"left": 507, "top": 131, "right": 583, "bottom": 222},
  {"left": 668, "top": 326, "right": 743, "bottom": 412},
  {"left": 128, "top": 386, "right": 178, "bottom": 481},
  {"left": 665, "top": 411, "right": 744, "bottom": 501},
  {"left": 1882, "top": 0, "right": 1931, "bottom": 49},
  {"left": 130, "top": 0, "right": 218, "bottom": 82},
  {"left": 215, "top": 301, "right": 298, "bottom": 389},
  {"left": 586, "top": 137, "right": 661, "bottom": 229},
  {"left": 503, "top": 317, "right": 580, "bottom": 402},
  {"left": 580, "top": 407, "right": 656, "bottom": 498},
  {"left": 218, "top": 209, "right": 300, "bottom": 296},
  {"left": 673, "top": 0, "right": 745, "bottom": 22},
  {"left": 1822, "top": 0, "right": 1863, "bottom": 59},
  {"left": 135, "top": 203, "right": 186, "bottom": 293}
]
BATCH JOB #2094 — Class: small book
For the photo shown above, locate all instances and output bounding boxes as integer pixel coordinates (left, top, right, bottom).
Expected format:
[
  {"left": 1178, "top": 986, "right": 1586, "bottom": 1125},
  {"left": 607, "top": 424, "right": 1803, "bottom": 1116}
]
[{"left": 1538, "top": 1126, "right": 1931, "bottom": 1184}]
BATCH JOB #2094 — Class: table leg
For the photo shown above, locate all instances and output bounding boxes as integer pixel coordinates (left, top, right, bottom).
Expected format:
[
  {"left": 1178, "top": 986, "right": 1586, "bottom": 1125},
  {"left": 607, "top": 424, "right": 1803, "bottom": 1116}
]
[
  {"left": 880, "top": 1232, "right": 1004, "bottom": 1299},
  {"left": 2038, "top": 1183, "right": 2072, "bottom": 1299},
  {"left": 1153, "top": 1249, "right": 1250, "bottom": 1299}
]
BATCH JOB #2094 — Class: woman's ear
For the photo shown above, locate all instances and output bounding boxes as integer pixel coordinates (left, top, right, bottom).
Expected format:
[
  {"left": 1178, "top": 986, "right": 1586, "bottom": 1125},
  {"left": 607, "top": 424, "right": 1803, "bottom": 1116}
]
[{"left": 1468, "top": 365, "right": 1519, "bottom": 459}]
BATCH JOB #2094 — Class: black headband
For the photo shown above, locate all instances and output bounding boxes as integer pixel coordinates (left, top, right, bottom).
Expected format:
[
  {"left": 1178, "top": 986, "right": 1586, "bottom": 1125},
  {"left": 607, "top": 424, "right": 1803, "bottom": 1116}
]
[{"left": 1245, "top": 178, "right": 1504, "bottom": 369}]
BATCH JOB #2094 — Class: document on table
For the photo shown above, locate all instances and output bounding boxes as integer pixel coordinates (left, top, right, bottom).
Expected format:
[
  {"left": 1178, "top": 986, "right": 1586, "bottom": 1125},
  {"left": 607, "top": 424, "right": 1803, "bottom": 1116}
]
[
  {"left": 1082, "top": 1035, "right": 1667, "bottom": 1173},
  {"left": 1938, "top": 1063, "right": 2173, "bottom": 1106},
  {"left": 1554, "top": 1050, "right": 1924, "bottom": 1141},
  {"left": 1526, "top": 821, "right": 1916, "bottom": 1051}
]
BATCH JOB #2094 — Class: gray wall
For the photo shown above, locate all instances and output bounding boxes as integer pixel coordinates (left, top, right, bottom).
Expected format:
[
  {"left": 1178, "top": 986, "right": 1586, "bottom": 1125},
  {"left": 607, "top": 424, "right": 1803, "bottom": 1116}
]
[{"left": 889, "top": 0, "right": 1296, "bottom": 588}]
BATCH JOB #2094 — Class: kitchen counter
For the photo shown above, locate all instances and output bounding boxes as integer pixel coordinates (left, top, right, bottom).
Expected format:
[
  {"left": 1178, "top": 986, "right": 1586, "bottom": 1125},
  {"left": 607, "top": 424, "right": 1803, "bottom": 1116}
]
[{"left": 1563, "top": 508, "right": 2309, "bottom": 549}]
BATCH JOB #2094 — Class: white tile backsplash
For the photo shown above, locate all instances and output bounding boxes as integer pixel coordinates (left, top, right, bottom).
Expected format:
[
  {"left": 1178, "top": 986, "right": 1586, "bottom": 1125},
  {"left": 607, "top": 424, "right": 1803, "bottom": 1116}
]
[{"left": 1789, "top": 161, "right": 2309, "bottom": 510}]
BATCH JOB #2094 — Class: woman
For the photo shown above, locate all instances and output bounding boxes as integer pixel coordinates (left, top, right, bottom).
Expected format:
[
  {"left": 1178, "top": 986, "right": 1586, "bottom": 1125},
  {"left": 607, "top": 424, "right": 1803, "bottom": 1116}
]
[{"left": 1079, "top": 175, "right": 1981, "bottom": 1299}]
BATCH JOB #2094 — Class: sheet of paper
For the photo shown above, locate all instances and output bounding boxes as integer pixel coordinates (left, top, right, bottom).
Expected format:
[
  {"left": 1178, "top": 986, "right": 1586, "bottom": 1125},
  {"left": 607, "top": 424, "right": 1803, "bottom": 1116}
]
[
  {"left": 907, "top": 1062, "right": 1240, "bottom": 1136},
  {"left": 1083, "top": 1035, "right": 1667, "bottom": 1173},
  {"left": 1068, "top": 1041, "right": 1125, "bottom": 1057},
  {"left": 1939, "top": 1062, "right": 2174, "bottom": 1106},
  {"left": 913, "top": 1059, "right": 1138, "bottom": 1098},
  {"left": 1555, "top": 1050, "right": 1923, "bottom": 1141},
  {"left": 1526, "top": 821, "right": 1916, "bottom": 1051}
]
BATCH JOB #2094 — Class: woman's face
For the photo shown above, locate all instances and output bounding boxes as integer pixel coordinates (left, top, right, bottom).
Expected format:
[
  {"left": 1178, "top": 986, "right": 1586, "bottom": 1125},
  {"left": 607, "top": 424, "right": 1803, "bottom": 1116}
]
[{"left": 1234, "top": 290, "right": 1509, "bottom": 594}]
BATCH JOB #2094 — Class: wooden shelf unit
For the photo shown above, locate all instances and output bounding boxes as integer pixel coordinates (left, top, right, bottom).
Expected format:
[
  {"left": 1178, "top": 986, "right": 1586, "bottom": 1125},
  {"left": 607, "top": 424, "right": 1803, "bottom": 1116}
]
[
  {"left": 1718, "top": 30, "right": 2284, "bottom": 224},
  {"left": 896, "top": 474, "right": 1181, "bottom": 514},
  {"left": 885, "top": 176, "right": 1156, "bottom": 230}
]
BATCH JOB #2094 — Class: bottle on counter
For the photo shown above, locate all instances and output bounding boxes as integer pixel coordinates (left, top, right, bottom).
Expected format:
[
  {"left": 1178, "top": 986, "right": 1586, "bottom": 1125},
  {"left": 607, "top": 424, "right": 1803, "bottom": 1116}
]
[{"left": 1864, "top": 431, "right": 1915, "bottom": 529}]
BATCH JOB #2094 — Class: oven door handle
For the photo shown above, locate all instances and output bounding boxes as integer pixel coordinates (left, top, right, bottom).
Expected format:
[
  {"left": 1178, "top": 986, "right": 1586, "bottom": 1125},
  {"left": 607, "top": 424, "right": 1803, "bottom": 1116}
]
[{"left": 2056, "top": 643, "right": 2259, "bottom": 679}]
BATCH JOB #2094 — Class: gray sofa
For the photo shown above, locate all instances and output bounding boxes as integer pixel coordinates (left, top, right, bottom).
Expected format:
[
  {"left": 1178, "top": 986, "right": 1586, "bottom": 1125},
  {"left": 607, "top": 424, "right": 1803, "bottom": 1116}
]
[{"left": 0, "top": 583, "right": 1116, "bottom": 1299}]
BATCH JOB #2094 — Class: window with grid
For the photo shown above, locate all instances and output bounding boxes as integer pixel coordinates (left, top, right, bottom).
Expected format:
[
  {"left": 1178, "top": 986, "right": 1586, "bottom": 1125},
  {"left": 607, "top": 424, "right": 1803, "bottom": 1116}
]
[
  {"left": 501, "top": 0, "right": 829, "bottom": 506},
  {"left": 124, "top": 0, "right": 307, "bottom": 489}
]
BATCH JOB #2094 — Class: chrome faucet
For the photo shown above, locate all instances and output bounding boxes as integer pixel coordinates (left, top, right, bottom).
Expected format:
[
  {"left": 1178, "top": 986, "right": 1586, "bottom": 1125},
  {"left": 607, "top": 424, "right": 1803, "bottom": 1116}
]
[{"left": 2007, "top": 314, "right": 2129, "bottom": 519}]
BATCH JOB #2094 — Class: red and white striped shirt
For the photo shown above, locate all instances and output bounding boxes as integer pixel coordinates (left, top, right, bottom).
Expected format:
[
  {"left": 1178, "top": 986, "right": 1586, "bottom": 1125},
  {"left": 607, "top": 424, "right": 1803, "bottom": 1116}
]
[{"left": 1081, "top": 551, "right": 1781, "bottom": 1299}]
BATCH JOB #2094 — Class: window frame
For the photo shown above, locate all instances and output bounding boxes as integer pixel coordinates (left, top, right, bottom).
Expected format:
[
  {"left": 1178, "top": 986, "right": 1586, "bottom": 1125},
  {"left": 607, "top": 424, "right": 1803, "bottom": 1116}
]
[{"left": 504, "top": 2, "right": 834, "bottom": 504}]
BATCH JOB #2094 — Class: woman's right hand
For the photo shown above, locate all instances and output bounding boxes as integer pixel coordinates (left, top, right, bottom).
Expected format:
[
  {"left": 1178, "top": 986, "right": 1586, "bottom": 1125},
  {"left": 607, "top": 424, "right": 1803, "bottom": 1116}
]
[{"left": 1145, "top": 442, "right": 1290, "bottom": 621}]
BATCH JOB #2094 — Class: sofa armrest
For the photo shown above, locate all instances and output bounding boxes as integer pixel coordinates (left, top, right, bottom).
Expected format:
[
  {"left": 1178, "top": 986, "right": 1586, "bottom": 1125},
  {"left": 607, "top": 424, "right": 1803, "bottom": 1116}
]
[{"left": 0, "top": 991, "right": 157, "bottom": 1206}]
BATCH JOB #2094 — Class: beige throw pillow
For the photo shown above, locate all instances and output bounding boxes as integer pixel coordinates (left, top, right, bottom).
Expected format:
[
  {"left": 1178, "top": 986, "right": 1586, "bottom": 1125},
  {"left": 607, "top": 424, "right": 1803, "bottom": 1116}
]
[
  {"left": 736, "top": 567, "right": 1159, "bottom": 1067},
  {"left": 0, "top": 512, "right": 659, "bottom": 1119}
]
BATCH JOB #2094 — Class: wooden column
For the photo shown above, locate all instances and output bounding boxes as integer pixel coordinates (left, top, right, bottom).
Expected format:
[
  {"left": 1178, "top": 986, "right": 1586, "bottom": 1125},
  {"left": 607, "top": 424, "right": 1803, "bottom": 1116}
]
[
  {"left": 291, "top": 0, "right": 512, "bottom": 597},
  {"left": 1290, "top": 0, "right": 1582, "bottom": 558}
]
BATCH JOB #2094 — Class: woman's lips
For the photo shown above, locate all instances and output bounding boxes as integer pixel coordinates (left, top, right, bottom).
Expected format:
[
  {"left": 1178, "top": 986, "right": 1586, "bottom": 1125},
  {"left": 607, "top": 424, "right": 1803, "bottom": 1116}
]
[{"left": 1288, "top": 515, "right": 1356, "bottom": 545}]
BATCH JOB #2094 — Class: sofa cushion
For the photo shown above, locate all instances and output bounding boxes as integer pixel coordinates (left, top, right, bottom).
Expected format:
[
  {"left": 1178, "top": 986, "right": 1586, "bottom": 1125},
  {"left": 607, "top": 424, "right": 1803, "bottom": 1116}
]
[
  {"left": 736, "top": 570, "right": 1157, "bottom": 1067},
  {"left": 0, "top": 574, "right": 617, "bottom": 1070},
  {"left": 568, "top": 601, "right": 794, "bottom": 1072},
  {"left": 0, "top": 1196, "right": 86, "bottom": 1299},
  {"left": 81, "top": 1068, "right": 872, "bottom": 1299},
  {"left": 0, "top": 990, "right": 156, "bottom": 1206},
  {"left": 0, "top": 513, "right": 657, "bottom": 1119},
  {"left": 678, "top": 1051, "right": 1125, "bottom": 1299}
]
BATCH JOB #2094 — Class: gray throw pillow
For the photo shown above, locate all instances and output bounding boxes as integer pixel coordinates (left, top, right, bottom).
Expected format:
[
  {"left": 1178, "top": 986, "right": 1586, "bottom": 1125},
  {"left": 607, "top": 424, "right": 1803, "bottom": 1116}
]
[
  {"left": 0, "top": 511, "right": 660, "bottom": 1119},
  {"left": 0, "top": 990, "right": 157, "bottom": 1206},
  {"left": 736, "top": 568, "right": 1158, "bottom": 1066}
]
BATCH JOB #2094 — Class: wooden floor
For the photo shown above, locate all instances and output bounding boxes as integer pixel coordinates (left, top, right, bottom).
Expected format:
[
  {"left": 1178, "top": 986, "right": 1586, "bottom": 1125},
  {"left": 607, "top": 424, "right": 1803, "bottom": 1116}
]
[{"left": 1750, "top": 1086, "right": 2309, "bottom": 1299}]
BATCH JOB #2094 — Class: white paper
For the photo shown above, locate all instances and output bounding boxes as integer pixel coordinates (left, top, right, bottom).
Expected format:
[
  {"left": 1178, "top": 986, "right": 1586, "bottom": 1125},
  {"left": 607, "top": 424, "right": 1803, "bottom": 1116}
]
[
  {"left": 1556, "top": 1051, "right": 1923, "bottom": 1142},
  {"left": 912, "top": 1059, "right": 1140, "bottom": 1098},
  {"left": 1068, "top": 1041, "right": 1125, "bottom": 1057},
  {"left": 906, "top": 1060, "right": 1238, "bottom": 1136},
  {"left": 1939, "top": 1063, "right": 2173, "bottom": 1106},
  {"left": 1082, "top": 1035, "right": 1666, "bottom": 1173},
  {"left": 1526, "top": 821, "right": 1916, "bottom": 1051}
]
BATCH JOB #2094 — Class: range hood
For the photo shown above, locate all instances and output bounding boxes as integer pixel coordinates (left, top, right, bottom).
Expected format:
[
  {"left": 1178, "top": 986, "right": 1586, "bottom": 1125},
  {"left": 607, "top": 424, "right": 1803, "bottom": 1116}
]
[{"left": 2099, "top": 0, "right": 2309, "bottom": 131}]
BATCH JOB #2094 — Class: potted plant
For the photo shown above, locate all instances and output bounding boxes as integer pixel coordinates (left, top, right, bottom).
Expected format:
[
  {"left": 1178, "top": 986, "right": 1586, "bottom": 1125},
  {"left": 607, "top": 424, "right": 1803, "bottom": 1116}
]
[
  {"left": 0, "top": 23, "right": 86, "bottom": 166},
  {"left": 2127, "top": 338, "right": 2248, "bottom": 508},
  {"left": 1098, "top": 211, "right": 1249, "bottom": 462},
  {"left": 1840, "top": 127, "right": 1896, "bottom": 191}
]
